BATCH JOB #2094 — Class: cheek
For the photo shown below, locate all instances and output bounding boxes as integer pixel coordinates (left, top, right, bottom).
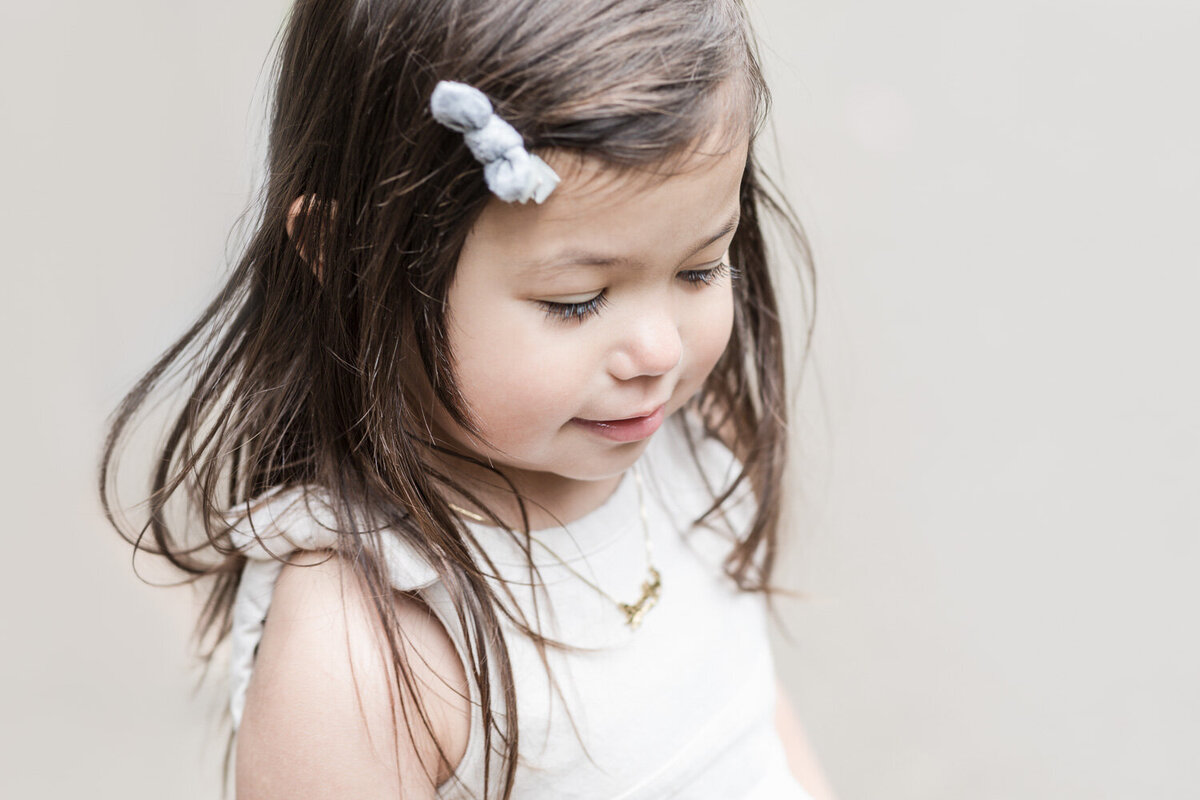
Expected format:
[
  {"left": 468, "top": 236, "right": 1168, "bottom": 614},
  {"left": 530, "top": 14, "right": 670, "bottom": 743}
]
[
  {"left": 449, "top": 302, "right": 584, "bottom": 433},
  {"left": 684, "top": 288, "right": 735, "bottom": 382}
]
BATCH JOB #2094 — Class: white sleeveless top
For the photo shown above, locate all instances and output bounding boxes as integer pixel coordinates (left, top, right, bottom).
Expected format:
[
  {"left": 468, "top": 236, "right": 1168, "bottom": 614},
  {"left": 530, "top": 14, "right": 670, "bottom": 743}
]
[{"left": 227, "top": 413, "right": 812, "bottom": 799}]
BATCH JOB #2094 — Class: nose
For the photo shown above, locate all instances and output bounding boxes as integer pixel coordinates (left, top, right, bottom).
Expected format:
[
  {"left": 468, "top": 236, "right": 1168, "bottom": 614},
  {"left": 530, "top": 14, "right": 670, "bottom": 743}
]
[{"left": 607, "top": 308, "right": 683, "bottom": 381}]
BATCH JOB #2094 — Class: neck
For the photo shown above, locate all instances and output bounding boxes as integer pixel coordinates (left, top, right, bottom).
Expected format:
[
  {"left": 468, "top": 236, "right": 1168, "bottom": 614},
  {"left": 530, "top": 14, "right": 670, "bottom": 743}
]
[{"left": 433, "top": 457, "right": 626, "bottom": 532}]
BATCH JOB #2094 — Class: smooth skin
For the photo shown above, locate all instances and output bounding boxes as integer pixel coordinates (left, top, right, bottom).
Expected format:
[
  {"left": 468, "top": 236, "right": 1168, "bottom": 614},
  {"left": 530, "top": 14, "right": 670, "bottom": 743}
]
[
  {"left": 236, "top": 550, "right": 470, "bottom": 799},
  {"left": 239, "top": 137, "right": 838, "bottom": 798},
  {"left": 427, "top": 140, "right": 743, "bottom": 530}
]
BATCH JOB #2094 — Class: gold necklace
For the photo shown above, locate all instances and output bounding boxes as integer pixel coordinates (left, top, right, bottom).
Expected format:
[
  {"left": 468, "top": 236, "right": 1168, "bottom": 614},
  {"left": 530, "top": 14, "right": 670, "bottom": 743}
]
[{"left": 447, "top": 463, "right": 662, "bottom": 630}]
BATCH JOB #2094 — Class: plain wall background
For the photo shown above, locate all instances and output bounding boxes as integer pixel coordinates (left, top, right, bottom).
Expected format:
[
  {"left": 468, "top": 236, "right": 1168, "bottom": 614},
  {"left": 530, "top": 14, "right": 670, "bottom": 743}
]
[{"left": 2, "top": 1, "right": 1196, "bottom": 797}]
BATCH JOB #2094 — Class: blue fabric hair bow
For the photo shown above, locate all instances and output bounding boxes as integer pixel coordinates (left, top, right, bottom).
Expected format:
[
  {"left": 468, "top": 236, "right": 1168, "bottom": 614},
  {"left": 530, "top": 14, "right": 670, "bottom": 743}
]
[{"left": 430, "top": 80, "right": 560, "bottom": 204}]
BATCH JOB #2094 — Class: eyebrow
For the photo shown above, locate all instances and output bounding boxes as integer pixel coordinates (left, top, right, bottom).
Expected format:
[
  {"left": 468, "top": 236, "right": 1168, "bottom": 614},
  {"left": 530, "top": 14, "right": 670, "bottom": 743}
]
[{"left": 519, "top": 210, "right": 741, "bottom": 275}]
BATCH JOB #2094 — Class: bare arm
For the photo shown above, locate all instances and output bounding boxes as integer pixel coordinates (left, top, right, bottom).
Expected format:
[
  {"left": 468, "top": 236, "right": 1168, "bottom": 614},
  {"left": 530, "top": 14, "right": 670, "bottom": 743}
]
[
  {"left": 235, "top": 550, "right": 470, "bottom": 799},
  {"left": 775, "top": 678, "right": 839, "bottom": 800}
]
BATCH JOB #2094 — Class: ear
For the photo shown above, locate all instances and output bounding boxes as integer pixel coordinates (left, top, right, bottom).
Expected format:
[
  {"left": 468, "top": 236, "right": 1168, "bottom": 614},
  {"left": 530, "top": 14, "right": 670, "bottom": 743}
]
[{"left": 286, "top": 195, "right": 337, "bottom": 280}]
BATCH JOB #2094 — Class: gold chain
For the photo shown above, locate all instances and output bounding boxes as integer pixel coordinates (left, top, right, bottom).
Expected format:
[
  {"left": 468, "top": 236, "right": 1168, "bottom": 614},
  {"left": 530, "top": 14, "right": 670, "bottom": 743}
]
[{"left": 447, "top": 463, "right": 662, "bottom": 629}]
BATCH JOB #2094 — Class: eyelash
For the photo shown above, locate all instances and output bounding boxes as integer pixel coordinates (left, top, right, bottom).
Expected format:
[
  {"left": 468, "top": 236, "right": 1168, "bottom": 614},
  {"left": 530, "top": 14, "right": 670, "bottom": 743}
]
[{"left": 536, "top": 262, "right": 737, "bottom": 323}]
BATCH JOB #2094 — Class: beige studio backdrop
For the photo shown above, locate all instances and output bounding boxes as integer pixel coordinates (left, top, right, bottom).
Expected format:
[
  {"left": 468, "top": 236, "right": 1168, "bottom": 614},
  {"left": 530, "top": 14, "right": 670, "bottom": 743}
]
[{"left": 2, "top": 1, "right": 1196, "bottom": 798}]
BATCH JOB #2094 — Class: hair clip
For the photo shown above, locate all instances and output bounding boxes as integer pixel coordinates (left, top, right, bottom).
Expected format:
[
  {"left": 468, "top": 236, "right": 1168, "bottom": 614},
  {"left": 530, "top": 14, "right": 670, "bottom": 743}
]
[{"left": 430, "top": 80, "right": 560, "bottom": 204}]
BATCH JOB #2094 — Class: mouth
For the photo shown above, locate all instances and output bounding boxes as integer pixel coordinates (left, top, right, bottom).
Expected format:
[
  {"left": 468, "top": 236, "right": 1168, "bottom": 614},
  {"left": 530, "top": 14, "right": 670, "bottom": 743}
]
[
  {"left": 570, "top": 404, "right": 667, "bottom": 443},
  {"left": 582, "top": 406, "right": 662, "bottom": 424}
]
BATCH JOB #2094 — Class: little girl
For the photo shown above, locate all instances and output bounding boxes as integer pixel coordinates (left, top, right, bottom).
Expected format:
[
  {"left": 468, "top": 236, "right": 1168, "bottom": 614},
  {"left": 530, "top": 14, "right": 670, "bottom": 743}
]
[{"left": 100, "top": 1, "right": 832, "bottom": 798}]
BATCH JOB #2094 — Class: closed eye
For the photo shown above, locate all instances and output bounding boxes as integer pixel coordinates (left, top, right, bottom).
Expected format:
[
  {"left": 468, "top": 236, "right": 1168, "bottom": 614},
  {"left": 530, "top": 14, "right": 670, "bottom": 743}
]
[
  {"left": 536, "top": 262, "right": 738, "bottom": 324},
  {"left": 678, "top": 261, "right": 737, "bottom": 286},
  {"left": 536, "top": 291, "right": 609, "bottom": 322}
]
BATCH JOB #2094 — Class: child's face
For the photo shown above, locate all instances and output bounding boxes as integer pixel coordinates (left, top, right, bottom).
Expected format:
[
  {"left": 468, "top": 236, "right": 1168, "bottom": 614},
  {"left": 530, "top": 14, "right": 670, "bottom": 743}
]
[{"left": 439, "top": 135, "right": 748, "bottom": 491}]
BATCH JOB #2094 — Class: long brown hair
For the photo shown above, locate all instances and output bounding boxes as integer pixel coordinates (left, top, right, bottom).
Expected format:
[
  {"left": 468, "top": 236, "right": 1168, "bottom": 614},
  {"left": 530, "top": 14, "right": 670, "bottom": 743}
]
[{"left": 98, "top": 0, "right": 815, "bottom": 797}]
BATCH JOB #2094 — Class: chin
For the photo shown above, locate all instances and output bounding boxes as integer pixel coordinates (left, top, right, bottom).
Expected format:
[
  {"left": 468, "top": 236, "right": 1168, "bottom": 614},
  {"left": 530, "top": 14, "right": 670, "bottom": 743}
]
[{"left": 552, "top": 438, "right": 656, "bottom": 482}]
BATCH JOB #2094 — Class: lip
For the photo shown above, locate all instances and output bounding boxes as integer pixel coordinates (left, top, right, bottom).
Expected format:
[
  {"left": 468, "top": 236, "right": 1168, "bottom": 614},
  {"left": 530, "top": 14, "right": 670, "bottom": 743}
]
[{"left": 570, "top": 404, "right": 666, "bottom": 443}]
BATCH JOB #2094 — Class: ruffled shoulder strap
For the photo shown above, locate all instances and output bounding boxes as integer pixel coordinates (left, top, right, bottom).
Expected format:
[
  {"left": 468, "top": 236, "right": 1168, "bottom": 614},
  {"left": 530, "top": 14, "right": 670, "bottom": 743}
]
[{"left": 227, "top": 486, "right": 440, "bottom": 728}]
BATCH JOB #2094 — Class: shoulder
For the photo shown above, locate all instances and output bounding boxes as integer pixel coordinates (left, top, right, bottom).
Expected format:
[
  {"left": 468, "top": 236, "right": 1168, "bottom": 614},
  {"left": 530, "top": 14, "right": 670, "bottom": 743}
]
[
  {"left": 227, "top": 485, "right": 441, "bottom": 588},
  {"left": 235, "top": 549, "right": 470, "bottom": 799}
]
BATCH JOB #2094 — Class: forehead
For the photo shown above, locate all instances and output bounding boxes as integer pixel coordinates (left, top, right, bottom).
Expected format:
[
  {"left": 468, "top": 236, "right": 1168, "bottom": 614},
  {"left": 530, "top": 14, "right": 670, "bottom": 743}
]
[{"left": 458, "top": 135, "right": 749, "bottom": 278}]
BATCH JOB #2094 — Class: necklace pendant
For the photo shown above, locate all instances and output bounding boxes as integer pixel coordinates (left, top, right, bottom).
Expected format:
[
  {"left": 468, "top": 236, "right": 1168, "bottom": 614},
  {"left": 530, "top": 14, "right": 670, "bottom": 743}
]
[{"left": 620, "top": 567, "right": 663, "bottom": 630}]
